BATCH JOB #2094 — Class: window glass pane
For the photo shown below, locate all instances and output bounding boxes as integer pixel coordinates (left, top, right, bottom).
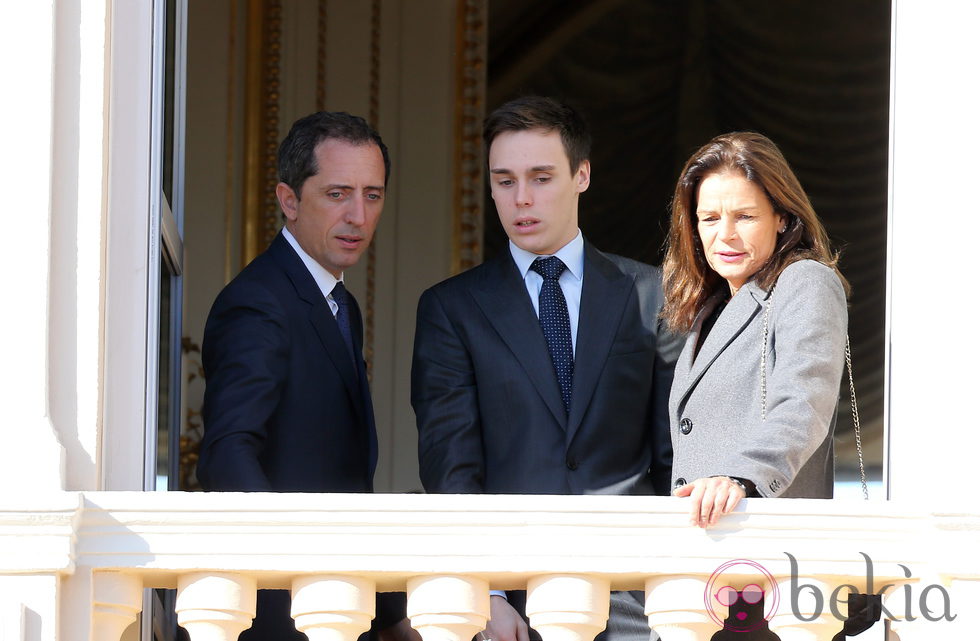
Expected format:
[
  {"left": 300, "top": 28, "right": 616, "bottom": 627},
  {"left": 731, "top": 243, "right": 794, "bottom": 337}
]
[
  {"left": 156, "top": 256, "right": 172, "bottom": 490},
  {"left": 162, "top": 0, "right": 176, "bottom": 204}
]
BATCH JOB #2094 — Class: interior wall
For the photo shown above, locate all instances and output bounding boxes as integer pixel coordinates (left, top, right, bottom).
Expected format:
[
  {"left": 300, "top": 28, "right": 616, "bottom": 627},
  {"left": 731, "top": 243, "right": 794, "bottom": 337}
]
[{"left": 183, "top": 0, "right": 470, "bottom": 492}]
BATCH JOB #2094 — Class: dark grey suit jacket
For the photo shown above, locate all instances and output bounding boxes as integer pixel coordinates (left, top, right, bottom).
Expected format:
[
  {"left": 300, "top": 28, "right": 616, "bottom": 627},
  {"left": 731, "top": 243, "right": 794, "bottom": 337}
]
[
  {"left": 412, "top": 242, "right": 681, "bottom": 496},
  {"left": 669, "top": 259, "right": 847, "bottom": 498}
]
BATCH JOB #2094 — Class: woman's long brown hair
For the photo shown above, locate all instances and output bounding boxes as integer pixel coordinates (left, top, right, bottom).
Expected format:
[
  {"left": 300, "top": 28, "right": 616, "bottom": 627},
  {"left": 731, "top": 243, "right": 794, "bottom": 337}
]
[{"left": 662, "top": 132, "right": 849, "bottom": 333}]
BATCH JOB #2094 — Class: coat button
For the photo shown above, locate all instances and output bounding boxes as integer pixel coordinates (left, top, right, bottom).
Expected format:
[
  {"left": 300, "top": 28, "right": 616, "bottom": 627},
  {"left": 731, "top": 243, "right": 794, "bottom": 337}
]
[
  {"left": 674, "top": 477, "right": 687, "bottom": 488},
  {"left": 566, "top": 457, "right": 578, "bottom": 471},
  {"left": 680, "top": 418, "right": 693, "bottom": 435}
]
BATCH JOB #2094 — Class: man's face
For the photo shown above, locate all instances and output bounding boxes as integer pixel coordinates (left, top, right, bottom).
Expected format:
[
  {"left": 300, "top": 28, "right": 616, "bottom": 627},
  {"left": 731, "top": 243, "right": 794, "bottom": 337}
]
[
  {"left": 277, "top": 139, "right": 385, "bottom": 278},
  {"left": 488, "top": 129, "right": 590, "bottom": 255}
]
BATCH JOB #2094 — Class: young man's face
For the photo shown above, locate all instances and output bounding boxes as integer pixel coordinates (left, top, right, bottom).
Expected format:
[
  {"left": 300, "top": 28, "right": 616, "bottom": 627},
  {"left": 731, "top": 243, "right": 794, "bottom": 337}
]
[
  {"left": 276, "top": 138, "right": 385, "bottom": 278},
  {"left": 488, "top": 129, "right": 590, "bottom": 255}
]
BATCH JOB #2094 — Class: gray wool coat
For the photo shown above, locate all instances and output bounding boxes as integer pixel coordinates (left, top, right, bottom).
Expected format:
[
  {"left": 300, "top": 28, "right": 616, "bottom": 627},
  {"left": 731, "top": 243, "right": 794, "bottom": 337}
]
[{"left": 669, "top": 259, "right": 848, "bottom": 498}]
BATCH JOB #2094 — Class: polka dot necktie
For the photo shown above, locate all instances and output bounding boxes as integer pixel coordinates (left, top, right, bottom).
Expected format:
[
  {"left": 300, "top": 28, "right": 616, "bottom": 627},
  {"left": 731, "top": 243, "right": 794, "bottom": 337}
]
[
  {"left": 331, "top": 281, "right": 357, "bottom": 367},
  {"left": 530, "top": 256, "right": 573, "bottom": 413}
]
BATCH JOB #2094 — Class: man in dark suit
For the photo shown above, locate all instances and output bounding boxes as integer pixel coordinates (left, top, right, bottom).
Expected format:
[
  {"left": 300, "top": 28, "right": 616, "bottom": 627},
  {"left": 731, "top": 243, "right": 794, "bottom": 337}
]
[
  {"left": 198, "top": 111, "right": 409, "bottom": 641},
  {"left": 412, "top": 97, "right": 680, "bottom": 641}
]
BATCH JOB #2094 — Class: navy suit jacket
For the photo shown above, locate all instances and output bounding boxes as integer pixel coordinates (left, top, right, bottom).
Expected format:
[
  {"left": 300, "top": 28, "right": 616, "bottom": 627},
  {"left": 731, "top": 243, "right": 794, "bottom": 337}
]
[
  {"left": 198, "top": 232, "right": 405, "bottom": 640},
  {"left": 412, "top": 243, "right": 681, "bottom": 496},
  {"left": 198, "top": 230, "right": 376, "bottom": 492}
]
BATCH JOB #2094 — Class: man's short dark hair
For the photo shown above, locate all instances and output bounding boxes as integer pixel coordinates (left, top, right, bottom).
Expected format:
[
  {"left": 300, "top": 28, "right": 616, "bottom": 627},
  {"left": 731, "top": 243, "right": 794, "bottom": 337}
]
[
  {"left": 482, "top": 96, "right": 591, "bottom": 174},
  {"left": 278, "top": 111, "right": 391, "bottom": 199}
]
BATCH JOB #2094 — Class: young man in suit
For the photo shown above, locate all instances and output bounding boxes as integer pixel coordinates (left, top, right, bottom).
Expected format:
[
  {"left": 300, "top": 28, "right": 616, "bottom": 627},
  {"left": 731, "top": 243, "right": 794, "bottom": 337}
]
[
  {"left": 412, "top": 96, "right": 681, "bottom": 641},
  {"left": 198, "top": 111, "right": 409, "bottom": 641}
]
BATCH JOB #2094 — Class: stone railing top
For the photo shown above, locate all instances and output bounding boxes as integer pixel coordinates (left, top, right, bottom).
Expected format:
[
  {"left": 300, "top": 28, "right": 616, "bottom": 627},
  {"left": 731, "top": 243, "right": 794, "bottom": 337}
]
[{"left": 1, "top": 492, "right": 977, "bottom": 588}]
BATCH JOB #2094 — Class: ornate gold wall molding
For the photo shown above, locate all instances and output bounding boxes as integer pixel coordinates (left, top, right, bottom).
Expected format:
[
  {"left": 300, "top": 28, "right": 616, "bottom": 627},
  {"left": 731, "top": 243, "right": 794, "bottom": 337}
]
[
  {"left": 223, "top": 0, "right": 239, "bottom": 284},
  {"left": 452, "top": 0, "right": 487, "bottom": 274},
  {"left": 241, "top": 0, "right": 282, "bottom": 268},
  {"left": 365, "top": 0, "right": 381, "bottom": 383}
]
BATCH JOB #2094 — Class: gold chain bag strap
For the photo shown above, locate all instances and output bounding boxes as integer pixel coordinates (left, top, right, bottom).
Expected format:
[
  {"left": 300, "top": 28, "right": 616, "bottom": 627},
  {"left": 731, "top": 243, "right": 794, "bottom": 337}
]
[{"left": 760, "top": 284, "right": 869, "bottom": 500}]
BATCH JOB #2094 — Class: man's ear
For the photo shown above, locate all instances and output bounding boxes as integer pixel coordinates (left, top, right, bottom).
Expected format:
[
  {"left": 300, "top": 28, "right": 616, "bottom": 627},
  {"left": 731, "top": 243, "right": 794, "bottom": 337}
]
[
  {"left": 575, "top": 160, "right": 591, "bottom": 194},
  {"left": 276, "top": 182, "right": 300, "bottom": 222}
]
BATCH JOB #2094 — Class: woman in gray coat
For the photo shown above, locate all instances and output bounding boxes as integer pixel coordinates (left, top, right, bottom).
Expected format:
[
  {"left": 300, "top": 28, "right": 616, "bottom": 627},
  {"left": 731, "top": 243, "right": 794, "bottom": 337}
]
[{"left": 661, "top": 132, "right": 849, "bottom": 528}]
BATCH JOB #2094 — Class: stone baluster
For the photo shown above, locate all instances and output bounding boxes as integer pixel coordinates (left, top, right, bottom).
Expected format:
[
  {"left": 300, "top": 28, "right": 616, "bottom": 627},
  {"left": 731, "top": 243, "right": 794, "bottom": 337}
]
[
  {"left": 407, "top": 575, "right": 489, "bottom": 641},
  {"left": 644, "top": 575, "right": 716, "bottom": 641},
  {"left": 883, "top": 579, "right": 953, "bottom": 640},
  {"left": 176, "top": 572, "right": 257, "bottom": 641},
  {"left": 768, "top": 576, "right": 840, "bottom": 641},
  {"left": 945, "top": 578, "right": 978, "bottom": 640},
  {"left": 525, "top": 575, "right": 610, "bottom": 641},
  {"left": 882, "top": 584, "right": 907, "bottom": 640},
  {"left": 292, "top": 575, "right": 376, "bottom": 641},
  {"left": 92, "top": 571, "right": 143, "bottom": 641}
]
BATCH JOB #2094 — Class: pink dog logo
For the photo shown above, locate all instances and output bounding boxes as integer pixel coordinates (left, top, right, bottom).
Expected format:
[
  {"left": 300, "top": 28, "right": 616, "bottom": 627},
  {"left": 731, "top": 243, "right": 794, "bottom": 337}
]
[{"left": 705, "top": 559, "right": 779, "bottom": 632}]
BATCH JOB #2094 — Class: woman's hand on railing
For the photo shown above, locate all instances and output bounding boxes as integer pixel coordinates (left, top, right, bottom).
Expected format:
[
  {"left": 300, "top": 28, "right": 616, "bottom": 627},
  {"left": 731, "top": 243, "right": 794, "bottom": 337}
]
[{"left": 672, "top": 476, "right": 746, "bottom": 528}]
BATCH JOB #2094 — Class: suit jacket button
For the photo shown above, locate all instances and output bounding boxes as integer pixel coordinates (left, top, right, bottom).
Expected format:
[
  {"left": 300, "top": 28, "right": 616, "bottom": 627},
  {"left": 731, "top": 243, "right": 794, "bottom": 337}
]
[
  {"left": 680, "top": 418, "right": 693, "bottom": 435},
  {"left": 674, "top": 477, "right": 687, "bottom": 488},
  {"left": 566, "top": 457, "right": 578, "bottom": 471}
]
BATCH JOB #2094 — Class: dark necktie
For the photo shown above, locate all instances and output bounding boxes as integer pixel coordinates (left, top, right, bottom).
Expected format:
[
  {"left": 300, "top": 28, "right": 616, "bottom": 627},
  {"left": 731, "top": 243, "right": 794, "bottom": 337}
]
[
  {"left": 331, "top": 281, "right": 357, "bottom": 366},
  {"left": 330, "top": 281, "right": 378, "bottom": 482},
  {"left": 530, "top": 256, "right": 574, "bottom": 413}
]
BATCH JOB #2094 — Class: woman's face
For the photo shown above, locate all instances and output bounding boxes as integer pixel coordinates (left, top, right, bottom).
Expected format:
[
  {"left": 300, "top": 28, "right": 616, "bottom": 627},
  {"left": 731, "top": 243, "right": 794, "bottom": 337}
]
[{"left": 695, "top": 172, "right": 786, "bottom": 295}]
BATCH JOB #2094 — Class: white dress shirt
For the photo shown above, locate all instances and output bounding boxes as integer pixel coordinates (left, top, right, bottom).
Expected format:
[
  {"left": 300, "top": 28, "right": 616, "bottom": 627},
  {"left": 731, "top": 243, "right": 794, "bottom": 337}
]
[
  {"left": 282, "top": 227, "right": 344, "bottom": 316},
  {"left": 509, "top": 230, "right": 584, "bottom": 357}
]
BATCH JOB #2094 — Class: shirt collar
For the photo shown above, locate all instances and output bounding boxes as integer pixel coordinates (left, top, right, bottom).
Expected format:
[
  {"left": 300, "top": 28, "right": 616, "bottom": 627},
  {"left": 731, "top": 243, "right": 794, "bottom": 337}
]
[
  {"left": 509, "top": 230, "right": 585, "bottom": 281},
  {"left": 282, "top": 227, "right": 341, "bottom": 298}
]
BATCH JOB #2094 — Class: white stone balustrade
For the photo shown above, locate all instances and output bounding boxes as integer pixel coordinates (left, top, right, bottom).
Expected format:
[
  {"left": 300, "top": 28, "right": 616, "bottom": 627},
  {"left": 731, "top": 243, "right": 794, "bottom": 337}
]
[
  {"left": 1, "top": 492, "right": 977, "bottom": 641},
  {"left": 176, "top": 573, "right": 257, "bottom": 641},
  {"left": 770, "top": 576, "right": 851, "bottom": 641},
  {"left": 407, "top": 574, "right": 489, "bottom": 641},
  {"left": 645, "top": 575, "right": 726, "bottom": 641},
  {"left": 92, "top": 571, "right": 142, "bottom": 641},
  {"left": 526, "top": 574, "right": 609, "bottom": 641},
  {"left": 292, "top": 575, "right": 376, "bottom": 641}
]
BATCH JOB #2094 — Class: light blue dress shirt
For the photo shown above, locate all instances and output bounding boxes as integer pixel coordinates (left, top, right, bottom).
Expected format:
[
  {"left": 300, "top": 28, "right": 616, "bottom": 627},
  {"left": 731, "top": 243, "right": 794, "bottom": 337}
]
[{"left": 508, "top": 230, "right": 584, "bottom": 357}]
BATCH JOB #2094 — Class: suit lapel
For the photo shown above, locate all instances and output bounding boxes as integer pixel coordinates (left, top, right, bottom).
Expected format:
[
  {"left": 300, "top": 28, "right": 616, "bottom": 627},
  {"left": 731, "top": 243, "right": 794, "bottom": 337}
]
[
  {"left": 269, "top": 233, "right": 366, "bottom": 425},
  {"left": 565, "top": 244, "right": 634, "bottom": 443},
  {"left": 672, "top": 298, "right": 715, "bottom": 392},
  {"left": 471, "top": 253, "right": 568, "bottom": 428},
  {"left": 677, "top": 282, "right": 768, "bottom": 403}
]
